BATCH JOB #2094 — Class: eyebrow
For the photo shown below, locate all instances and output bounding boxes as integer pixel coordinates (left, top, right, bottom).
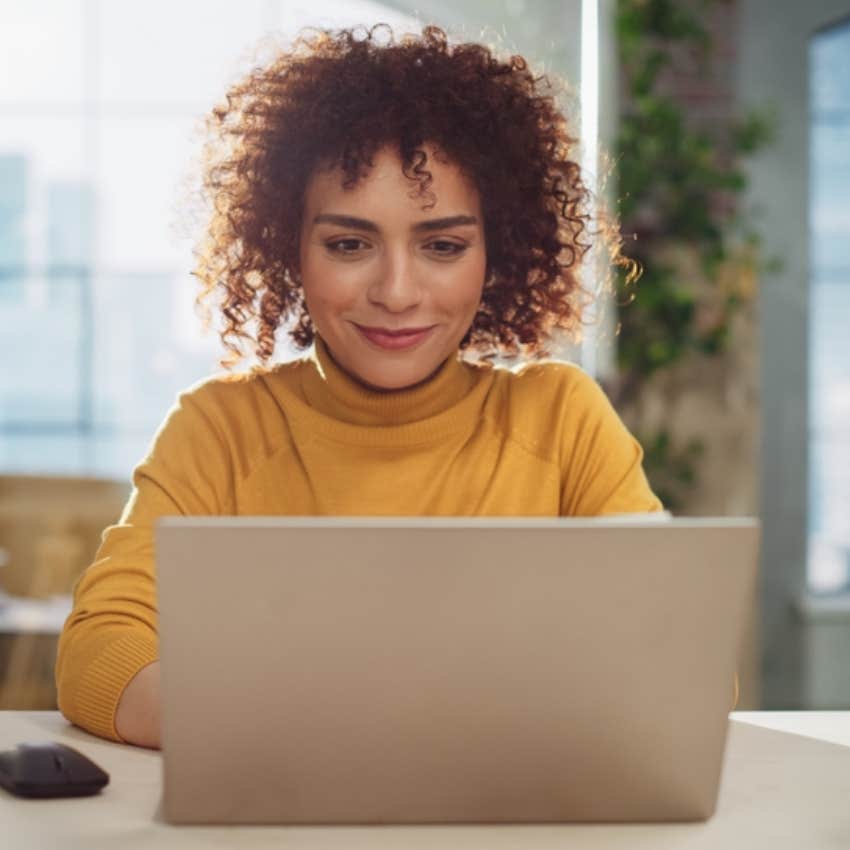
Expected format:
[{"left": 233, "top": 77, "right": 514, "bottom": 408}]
[{"left": 312, "top": 213, "right": 479, "bottom": 233}]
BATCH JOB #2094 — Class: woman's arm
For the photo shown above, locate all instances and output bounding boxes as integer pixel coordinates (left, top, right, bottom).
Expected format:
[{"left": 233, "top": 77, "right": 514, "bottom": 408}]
[
  {"left": 115, "top": 661, "right": 162, "bottom": 749},
  {"left": 56, "top": 386, "right": 233, "bottom": 745}
]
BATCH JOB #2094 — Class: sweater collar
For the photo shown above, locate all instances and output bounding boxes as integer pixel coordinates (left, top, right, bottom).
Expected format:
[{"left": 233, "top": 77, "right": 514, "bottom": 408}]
[{"left": 300, "top": 335, "right": 475, "bottom": 426}]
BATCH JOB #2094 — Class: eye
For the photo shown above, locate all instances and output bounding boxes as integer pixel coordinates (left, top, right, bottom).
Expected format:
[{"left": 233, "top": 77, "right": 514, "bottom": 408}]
[
  {"left": 426, "top": 240, "right": 467, "bottom": 257},
  {"left": 325, "top": 238, "right": 369, "bottom": 255}
]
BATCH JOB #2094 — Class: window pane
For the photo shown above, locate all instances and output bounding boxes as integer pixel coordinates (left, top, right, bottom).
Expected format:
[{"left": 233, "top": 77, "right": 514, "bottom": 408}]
[
  {"left": 0, "top": 271, "right": 86, "bottom": 426},
  {"left": 0, "top": 433, "right": 89, "bottom": 475},
  {"left": 92, "top": 270, "right": 218, "bottom": 434},
  {"left": 808, "top": 17, "right": 850, "bottom": 593},
  {"left": 0, "top": 119, "right": 88, "bottom": 438},
  {"left": 0, "top": 0, "right": 85, "bottom": 106},
  {"left": 278, "top": 0, "right": 421, "bottom": 32},
  {"left": 0, "top": 117, "right": 86, "bottom": 267},
  {"left": 95, "top": 116, "right": 199, "bottom": 269},
  {"left": 98, "top": 0, "right": 270, "bottom": 110}
]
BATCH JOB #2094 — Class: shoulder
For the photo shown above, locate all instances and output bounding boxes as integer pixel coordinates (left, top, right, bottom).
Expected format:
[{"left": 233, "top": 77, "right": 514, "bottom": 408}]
[
  {"left": 150, "top": 359, "right": 307, "bottom": 471},
  {"left": 177, "top": 353, "right": 311, "bottom": 416},
  {"left": 482, "top": 358, "right": 611, "bottom": 462},
  {"left": 491, "top": 357, "right": 612, "bottom": 426},
  {"left": 486, "top": 358, "right": 660, "bottom": 515},
  {"left": 176, "top": 360, "right": 293, "bottom": 417},
  {"left": 499, "top": 358, "right": 604, "bottom": 403},
  {"left": 127, "top": 359, "right": 309, "bottom": 513}
]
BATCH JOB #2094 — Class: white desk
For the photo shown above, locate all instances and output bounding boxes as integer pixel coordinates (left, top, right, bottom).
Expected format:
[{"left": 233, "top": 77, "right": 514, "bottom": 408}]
[{"left": 2, "top": 711, "right": 849, "bottom": 849}]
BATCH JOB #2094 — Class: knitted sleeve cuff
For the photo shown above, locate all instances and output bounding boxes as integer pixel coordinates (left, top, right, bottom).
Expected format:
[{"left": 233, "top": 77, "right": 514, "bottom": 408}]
[{"left": 58, "top": 630, "right": 159, "bottom": 743}]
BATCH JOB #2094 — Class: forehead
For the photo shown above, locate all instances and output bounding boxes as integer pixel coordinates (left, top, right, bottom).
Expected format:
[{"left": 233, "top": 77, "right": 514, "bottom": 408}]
[{"left": 302, "top": 144, "right": 482, "bottom": 221}]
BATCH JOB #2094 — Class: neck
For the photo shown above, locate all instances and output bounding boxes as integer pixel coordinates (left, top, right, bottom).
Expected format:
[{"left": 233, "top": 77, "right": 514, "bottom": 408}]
[
  {"left": 319, "top": 339, "right": 449, "bottom": 394},
  {"left": 302, "top": 335, "right": 477, "bottom": 427}
]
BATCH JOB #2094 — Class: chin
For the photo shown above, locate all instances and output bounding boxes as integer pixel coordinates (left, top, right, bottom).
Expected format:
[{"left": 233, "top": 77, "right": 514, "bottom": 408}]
[{"left": 326, "top": 326, "right": 456, "bottom": 391}]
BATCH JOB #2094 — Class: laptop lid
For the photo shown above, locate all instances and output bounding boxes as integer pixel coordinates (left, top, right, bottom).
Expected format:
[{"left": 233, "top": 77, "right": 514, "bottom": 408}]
[{"left": 155, "top": 517, "right": 759, "bottom": 825}]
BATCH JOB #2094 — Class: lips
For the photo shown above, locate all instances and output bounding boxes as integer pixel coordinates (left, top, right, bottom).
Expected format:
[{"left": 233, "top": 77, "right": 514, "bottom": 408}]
[{"left": 354, "top": 324, "right": 436, "bottom": 351}]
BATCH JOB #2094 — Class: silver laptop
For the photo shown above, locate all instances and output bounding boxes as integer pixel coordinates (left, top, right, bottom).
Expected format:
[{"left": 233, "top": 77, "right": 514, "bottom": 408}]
[{"left": 154, "top": 516, "right": 759, "bottom": 825}]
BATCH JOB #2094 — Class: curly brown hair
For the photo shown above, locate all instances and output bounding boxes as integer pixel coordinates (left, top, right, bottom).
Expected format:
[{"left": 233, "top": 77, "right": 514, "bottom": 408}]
[{"left": 192, "top": 23, "right": 623, "bottom": 366}]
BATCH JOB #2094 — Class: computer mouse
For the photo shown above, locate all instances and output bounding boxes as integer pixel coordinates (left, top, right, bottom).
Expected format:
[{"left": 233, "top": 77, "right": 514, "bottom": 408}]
[{"left": 0, "top": 741, "right": 109, "bottom": 798}]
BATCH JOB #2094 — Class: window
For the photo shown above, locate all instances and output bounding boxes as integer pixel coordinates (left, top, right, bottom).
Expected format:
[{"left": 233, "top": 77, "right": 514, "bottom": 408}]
[
  {"left": 808, "top": 15, "right": 850, "bottom": 593},
  {"left": 0, "top": 0, "right": 418, "bottom": 479},
  {"left": 1, "top": 0, "right": 591, "bottom": 482}
]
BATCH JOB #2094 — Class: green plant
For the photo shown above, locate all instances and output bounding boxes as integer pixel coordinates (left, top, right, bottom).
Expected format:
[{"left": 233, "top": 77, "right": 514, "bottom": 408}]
[
  {"left": 607, "top": 0, "right": 775, "bottom": 511},
  {"left": 636, "top": 428, "right": 705, "bottom": 510}
]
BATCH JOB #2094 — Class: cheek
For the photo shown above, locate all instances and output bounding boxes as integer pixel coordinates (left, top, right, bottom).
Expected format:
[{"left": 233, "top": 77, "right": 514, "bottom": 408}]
[
  {"left": 303, "top": 280, "right": 356, "bottom": 320},
  {"left": 448, "top": 256, "right": 487, "bottom": 313},
  {"left": 301, "top": 252, "right": 360, "bottom": 315}
]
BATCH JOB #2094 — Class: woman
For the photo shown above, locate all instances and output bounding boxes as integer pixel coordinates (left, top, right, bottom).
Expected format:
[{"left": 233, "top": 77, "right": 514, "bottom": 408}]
[{"left": 56, "top": 24, "right": 663, "bottom": 749}]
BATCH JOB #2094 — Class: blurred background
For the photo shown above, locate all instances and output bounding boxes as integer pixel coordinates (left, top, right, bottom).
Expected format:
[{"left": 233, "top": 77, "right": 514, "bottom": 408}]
[{"left": 0, "top": 0, "right": 848, "bottom": 712}]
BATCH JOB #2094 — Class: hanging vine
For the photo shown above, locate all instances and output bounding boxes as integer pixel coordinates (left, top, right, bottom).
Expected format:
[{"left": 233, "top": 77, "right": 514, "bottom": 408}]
[{"left": 607, "top": 0, "right": 776, "bottom": 509}]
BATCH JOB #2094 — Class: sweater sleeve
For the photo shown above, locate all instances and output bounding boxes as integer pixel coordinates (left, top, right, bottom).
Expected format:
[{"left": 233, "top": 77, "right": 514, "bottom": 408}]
[
  {"left": 55, "top": 386, "right": 233, "bottom": 742},
  {"left": 558, "top": 368, "right": 664, "bottom": 516}
]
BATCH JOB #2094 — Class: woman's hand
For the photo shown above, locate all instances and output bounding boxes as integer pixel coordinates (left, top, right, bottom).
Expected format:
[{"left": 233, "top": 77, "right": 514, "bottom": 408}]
[{"left": 115, "top": 660, "right": 161, "bottom": 749}]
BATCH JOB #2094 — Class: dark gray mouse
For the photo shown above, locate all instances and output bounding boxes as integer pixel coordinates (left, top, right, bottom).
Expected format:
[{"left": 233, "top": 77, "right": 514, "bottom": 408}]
[{"left": 0, "top": 741, "right": 109, "bottom": 798}]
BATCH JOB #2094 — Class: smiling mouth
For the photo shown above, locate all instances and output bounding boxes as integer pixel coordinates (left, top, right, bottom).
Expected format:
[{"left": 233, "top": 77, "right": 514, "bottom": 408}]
[
  {"left": 354, "top": 324, "right": 436, "bottom": 350},
  {"left": 356, "top": 324, "right": 434, "bottom": 336}
]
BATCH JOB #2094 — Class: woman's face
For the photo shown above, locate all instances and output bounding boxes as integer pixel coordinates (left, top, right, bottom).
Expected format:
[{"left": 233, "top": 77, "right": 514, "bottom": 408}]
[{"left": 298, "top": 144, "right": 487, "bottom": 391}]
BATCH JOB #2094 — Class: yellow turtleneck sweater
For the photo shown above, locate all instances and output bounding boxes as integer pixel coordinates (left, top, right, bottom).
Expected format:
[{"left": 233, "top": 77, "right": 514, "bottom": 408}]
[{"left": 56, "top": 338, "right": 663, "bottom": 741}]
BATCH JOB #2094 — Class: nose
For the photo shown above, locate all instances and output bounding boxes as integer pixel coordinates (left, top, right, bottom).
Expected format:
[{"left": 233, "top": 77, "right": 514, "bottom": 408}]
[{"left": 366, "top": 249, "right": 422, "bottom": 313}]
